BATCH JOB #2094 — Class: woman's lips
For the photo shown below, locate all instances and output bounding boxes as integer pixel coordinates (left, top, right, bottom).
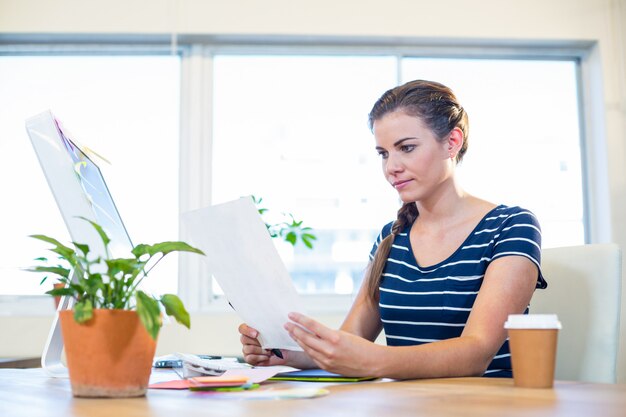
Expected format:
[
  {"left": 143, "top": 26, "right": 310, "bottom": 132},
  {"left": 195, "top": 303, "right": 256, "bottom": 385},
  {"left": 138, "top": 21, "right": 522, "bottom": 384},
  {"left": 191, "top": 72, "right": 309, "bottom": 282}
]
[{"left": 393, "top": 179, "right": 412, "bottom": 190}]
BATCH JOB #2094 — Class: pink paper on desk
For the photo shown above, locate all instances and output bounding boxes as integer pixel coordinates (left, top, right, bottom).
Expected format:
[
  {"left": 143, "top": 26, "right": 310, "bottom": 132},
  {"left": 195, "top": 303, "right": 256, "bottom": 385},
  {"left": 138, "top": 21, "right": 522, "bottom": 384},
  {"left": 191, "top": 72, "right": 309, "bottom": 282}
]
[
  {"left": 149, "top": 379, "right": 192, "bottom": 389},
  {"left": 148, "top": 366, "right": 298, "bottom": 389}
]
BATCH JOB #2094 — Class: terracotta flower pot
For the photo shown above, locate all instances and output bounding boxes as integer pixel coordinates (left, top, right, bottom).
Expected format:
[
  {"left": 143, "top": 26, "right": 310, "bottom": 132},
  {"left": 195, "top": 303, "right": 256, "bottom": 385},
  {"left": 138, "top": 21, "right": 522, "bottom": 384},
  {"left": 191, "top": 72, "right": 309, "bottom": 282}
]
[
  {"left": 59, "top": 309, "right": 157, "bottom": 398},
  {"left": 53, "top": 283, "right": 65, "bottom": 308}
]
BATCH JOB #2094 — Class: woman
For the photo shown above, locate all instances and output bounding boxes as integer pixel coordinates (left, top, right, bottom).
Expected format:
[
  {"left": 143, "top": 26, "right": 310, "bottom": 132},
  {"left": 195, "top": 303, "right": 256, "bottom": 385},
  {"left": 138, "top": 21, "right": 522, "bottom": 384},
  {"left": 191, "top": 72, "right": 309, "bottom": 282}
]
[{"left": 239, "top": 80, "right": 547, "bottom": 379}]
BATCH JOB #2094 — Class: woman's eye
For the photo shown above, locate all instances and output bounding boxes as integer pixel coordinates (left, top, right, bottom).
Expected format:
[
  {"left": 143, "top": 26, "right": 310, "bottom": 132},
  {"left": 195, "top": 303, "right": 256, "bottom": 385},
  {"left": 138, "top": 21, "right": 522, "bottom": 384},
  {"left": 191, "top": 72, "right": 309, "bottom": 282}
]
[
  {"left": 400, "top": 144, "right": 416, "bottom": 153},
  {"left": 377, "top": 151, "right": 388, "bottom": 159}
]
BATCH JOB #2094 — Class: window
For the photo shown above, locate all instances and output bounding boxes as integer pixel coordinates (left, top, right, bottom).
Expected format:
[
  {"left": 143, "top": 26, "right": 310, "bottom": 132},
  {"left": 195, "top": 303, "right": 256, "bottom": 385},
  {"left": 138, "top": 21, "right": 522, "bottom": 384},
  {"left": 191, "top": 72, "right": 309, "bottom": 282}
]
[
  {"left": 0, "top": 54, "right": 180, "bottom": 296},
  {"left": 210, "top": 53, "right": 584, "bottom": 296},
  {"left": 0, "top": 41, "right": 589, "bottom": 309}
]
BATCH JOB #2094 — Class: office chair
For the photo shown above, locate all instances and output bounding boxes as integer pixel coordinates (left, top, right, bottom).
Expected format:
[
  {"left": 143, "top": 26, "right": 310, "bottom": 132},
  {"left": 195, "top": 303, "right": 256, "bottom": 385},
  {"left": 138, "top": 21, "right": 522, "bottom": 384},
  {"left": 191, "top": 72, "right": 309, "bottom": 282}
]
[{"left": 530, "top": 244, "right": 622, "bottom": 383}]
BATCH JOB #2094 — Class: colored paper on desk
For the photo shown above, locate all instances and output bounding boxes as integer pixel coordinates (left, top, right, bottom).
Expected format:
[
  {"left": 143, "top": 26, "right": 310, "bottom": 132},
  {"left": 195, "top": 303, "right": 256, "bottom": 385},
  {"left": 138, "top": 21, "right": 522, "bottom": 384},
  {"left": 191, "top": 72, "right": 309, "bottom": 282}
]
[
  {"left": 189, "top": 375, "right": 250, "bottom": 387},
  {"left": 190, "top": 383, "right": 260, "bottom": 392},
  {"left": 181, "top": 197, "right": 304, "bottom": 351},
  {"left": 149, "top": 379, "right": 191, "bottom": 389},
  {"left": 222, "top": 366, "right": 300, "bottom": 383},
  {"left": 148, "top": 377, "right": 250, "bottom": 390},
  {"left": 269, "top": 369, "right": 376, "bottom": 382}
]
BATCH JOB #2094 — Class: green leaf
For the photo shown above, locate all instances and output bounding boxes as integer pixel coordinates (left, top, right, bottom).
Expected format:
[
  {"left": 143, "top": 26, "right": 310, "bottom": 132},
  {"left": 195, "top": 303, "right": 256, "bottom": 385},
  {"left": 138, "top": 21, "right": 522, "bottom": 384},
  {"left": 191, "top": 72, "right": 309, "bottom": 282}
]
[
  {"left": 105, "top": 258, "right": 143, "bottom": 277},
  {"left": 82, "top": 273, "right": 104, "bottom": 294},
  {"left": 29, "top": 235, "right": 75, "bottom": 259},
  {"left": 77, "top": 216, "right": 111, "bottom": 247},
  {"left": 26, "top": 265, "right": 71, "bottom": 278},
  {"left": 74, "top": 299, "right": 93, "bottom": 323},
  {"left": 45, "top": 287, "right": 75, "bottom": 297},
  {"left": 136, "top": 290, "right": 162, "bottom": 340},
  {"left": 285, "top": 231, "right": 297, "bottom": 246},
  {"left": 302, "top": 233, "right": 317, "bottom": 249},
  {"left": 160, "top": 294, "right": 191, "bottom": 329},
  {"left": 132, "top": 241, "right": 204, "bottom": 258},
  {"left": 72, "top": 242, "right": 90, "bottom": 257}
]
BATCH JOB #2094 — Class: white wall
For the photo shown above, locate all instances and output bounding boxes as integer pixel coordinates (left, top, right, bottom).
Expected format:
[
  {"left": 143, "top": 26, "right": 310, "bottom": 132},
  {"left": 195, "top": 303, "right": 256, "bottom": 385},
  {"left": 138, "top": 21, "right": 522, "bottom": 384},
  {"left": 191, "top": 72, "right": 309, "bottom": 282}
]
[
  {"left": 0, "top": 311, "right": 345, "bottom": 358},
  {"left": 1, "top": 0, "right": 625, "bottom": 380}
]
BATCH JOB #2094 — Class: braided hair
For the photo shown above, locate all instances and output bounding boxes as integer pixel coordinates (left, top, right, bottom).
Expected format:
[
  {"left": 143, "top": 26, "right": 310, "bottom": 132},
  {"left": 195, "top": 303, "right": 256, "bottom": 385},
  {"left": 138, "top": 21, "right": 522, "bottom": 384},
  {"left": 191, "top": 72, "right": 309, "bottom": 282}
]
[{"left": 364, "top": 80, "right": 469, "bottom": 302}]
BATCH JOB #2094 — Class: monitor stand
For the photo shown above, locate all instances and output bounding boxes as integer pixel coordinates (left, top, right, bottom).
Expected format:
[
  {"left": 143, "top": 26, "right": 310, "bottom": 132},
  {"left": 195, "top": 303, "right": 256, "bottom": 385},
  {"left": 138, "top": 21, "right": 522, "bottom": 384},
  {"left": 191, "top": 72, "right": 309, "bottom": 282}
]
[{"left": 41, "top": 271, "right": 77, "bottom": 378}]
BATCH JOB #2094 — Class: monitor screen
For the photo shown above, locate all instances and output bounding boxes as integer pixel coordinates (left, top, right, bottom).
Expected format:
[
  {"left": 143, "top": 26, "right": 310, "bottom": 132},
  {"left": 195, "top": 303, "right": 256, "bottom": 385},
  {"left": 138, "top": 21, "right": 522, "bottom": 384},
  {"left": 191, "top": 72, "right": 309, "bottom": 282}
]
[{"left": 25, "top": 110, "right": 133, "bottom": 258}]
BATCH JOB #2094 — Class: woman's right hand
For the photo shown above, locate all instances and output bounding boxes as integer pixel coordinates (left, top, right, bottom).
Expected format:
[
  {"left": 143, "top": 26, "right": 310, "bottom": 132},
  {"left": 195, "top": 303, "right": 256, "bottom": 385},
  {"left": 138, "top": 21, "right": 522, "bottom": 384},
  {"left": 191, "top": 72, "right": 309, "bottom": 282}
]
[
  {"left": 239, "top": 323, "right": 287, "bottom": 366},
  {"left": 238, "top": 323, "right": 315, "bottom": 368}
]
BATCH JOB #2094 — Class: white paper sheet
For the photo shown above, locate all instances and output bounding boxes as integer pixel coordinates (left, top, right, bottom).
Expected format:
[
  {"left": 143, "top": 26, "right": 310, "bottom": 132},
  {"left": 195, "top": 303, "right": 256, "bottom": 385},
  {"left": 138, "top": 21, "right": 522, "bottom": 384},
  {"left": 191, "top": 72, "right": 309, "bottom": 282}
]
[{"left": 181, "top": 197, "right": 304, "bottom": 351}]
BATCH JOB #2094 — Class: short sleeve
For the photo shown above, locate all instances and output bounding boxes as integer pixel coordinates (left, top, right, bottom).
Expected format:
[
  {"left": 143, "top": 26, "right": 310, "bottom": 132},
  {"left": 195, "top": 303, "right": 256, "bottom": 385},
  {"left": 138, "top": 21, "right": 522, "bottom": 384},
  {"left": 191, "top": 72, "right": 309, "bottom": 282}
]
[
  {"left": 369, "top": 221, "right": 394, "bottom": 261},
  {"left": 491, "top": 208, "right": 547, "bottom": 289}
]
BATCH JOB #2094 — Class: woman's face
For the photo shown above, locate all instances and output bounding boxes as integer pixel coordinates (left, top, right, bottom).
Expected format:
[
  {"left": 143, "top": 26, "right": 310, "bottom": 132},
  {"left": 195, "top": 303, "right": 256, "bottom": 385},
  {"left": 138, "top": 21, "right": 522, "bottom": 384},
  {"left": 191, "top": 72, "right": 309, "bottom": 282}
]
[{"left": 373, "top": 111, "right": 452, "bottom": 204}]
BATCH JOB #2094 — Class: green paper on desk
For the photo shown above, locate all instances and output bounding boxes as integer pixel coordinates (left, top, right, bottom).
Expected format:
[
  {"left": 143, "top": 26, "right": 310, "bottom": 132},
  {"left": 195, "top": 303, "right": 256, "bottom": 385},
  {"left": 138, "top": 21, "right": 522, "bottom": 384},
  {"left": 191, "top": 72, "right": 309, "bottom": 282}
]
[
  {"left": 269, "top": 369, "right": 376, "bottom": 382},
  {"left": 190, "top": 383, "right": 260, "bottom": 392}
]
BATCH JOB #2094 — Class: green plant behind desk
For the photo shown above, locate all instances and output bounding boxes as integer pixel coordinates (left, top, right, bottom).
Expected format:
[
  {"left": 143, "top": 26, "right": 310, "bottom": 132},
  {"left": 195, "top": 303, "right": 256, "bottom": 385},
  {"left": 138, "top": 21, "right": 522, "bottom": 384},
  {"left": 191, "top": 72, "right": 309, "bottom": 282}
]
[
  {"left": 28, "top": 217, "right": 205, "bottom": 339},
  {"left": 253, "top": 195, "right": 316, "bottom": 250}
]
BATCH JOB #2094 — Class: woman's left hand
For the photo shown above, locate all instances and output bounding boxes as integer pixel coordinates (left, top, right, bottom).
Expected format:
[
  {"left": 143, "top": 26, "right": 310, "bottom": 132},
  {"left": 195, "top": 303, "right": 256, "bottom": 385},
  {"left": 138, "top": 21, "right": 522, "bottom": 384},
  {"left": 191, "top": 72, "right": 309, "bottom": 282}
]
[{"left": 284, "top": 312, "right": 382, "bottom": 377}]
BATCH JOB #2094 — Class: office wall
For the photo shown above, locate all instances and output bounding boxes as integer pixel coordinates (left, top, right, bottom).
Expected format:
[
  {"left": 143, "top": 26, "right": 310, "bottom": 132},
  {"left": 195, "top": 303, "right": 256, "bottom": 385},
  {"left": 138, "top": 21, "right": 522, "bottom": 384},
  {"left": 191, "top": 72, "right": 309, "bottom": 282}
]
[
  {"left": 0, "top": 312, "right": 345, "bottom": 358},
  {"left": 1, "top": 0, "right": 625, "bottom": 380}
]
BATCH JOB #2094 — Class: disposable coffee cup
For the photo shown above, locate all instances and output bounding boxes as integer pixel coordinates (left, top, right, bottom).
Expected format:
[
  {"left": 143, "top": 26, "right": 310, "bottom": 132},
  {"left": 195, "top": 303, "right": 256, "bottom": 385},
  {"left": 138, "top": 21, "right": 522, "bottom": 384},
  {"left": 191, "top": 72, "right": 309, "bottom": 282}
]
[{"left": 504, "top": 314, "right": 561, "bottom": 388}]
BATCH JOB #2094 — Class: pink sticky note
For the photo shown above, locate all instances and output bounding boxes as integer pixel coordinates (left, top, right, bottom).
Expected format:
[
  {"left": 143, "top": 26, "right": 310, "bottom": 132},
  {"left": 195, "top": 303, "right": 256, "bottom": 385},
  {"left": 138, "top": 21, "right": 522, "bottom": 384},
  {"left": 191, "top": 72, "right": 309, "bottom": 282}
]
[{"left": 149, "top": 379, "right": 192, "bottom": 390}]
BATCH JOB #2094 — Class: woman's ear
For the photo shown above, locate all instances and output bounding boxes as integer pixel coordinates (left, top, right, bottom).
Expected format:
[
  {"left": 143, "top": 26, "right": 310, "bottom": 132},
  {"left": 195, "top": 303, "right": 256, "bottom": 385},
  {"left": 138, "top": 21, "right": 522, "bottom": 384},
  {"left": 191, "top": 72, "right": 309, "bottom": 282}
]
[{"left": 447, "top": 127, "right": 464, "bottom": 160}]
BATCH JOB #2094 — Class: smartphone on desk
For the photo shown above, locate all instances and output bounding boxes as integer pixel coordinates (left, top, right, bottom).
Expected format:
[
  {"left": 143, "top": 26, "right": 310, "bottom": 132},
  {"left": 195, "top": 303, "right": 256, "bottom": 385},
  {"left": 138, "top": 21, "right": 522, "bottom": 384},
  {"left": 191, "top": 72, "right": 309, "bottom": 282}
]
[{"left": 153, "top": 355, "right": 222, "bottom": 369}]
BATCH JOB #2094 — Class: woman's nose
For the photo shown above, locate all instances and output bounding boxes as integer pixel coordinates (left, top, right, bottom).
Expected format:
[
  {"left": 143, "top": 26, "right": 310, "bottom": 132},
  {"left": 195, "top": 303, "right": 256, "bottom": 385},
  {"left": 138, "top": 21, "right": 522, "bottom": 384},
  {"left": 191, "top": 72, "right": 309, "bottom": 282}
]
[{"left": 385, "top": 153, "right": 403, "bottom": 175}]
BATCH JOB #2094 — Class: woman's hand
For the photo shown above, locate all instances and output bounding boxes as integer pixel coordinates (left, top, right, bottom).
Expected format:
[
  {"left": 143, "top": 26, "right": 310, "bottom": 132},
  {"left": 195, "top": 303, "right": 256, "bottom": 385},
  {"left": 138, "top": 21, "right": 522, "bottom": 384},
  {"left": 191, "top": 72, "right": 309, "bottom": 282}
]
[
  {"left": 238, "top": 323, "right": 315, "bottom": 368},
  {"left": 239, "top": 323, "right": 288, "bottom": 366},
  {"left": 284, "top": 312, "right": 383, "bottom": 377}
]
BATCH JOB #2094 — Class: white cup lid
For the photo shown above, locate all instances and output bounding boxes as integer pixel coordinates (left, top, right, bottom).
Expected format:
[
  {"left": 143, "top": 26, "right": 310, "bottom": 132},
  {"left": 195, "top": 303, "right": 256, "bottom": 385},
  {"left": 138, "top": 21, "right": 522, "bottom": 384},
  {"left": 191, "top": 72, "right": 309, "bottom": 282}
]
[{"left": 504, "top": 314, "right": 562, "bottom": 329}]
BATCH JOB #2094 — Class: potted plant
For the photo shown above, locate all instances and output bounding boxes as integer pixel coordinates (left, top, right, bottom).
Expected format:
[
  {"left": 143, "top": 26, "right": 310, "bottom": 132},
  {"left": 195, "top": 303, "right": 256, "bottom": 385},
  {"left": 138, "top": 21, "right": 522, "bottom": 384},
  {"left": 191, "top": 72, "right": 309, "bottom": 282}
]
[
  {"left": 253, "top": 195, "right": 316, "bottom": 249},
  {"left": 28, "top": 217, "right": 204, "bottom": 398}
]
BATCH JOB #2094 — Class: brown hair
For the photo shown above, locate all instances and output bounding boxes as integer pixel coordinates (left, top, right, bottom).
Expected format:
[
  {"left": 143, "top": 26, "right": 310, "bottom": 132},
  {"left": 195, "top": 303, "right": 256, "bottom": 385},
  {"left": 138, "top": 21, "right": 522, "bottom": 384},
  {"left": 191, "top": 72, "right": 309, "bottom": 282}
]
[{"left": 365, "top": 80, "right": 469, "bottom": 302}]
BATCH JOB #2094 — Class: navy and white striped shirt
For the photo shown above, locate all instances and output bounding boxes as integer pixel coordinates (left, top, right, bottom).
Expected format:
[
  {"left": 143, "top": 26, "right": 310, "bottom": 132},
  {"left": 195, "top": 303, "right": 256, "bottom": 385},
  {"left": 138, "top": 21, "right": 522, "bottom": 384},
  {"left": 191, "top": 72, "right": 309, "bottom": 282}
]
[{"left": 370, "top": 205, "right": 546, "bottom": 377}]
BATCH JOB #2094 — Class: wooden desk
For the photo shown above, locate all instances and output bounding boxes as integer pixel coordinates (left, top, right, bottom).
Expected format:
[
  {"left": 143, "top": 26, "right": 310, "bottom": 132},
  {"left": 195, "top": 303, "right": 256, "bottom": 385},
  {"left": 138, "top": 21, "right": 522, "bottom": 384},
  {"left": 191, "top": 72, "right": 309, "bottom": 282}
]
[
  {"left": 0, "top": 357, "right": 40, "bottom": 369},
  {"left": 1, "top": 369, "right": 625, "bottom": 417}
]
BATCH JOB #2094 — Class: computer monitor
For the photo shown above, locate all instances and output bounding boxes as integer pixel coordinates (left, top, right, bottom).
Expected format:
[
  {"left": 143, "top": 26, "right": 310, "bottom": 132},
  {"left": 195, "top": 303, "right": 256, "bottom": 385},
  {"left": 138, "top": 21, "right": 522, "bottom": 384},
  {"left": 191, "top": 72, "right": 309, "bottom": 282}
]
[{"left": 25, "top": 110, "right": 134, "bottom": 376}]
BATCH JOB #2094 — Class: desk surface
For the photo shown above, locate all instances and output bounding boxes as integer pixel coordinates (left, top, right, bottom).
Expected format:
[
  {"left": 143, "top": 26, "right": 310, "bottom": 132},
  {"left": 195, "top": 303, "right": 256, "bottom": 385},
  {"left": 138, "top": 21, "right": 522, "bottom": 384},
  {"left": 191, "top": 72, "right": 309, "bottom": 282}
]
[{"left": 1, "top": 369, "right": 625, "bottom": 417}]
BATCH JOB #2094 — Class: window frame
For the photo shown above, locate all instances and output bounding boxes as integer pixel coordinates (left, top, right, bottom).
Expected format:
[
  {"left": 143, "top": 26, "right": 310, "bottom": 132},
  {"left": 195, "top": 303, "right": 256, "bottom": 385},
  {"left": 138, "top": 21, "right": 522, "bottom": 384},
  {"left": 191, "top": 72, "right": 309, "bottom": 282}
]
[{"left": 0, "top": 36, "right": 608, "bottom": 316}]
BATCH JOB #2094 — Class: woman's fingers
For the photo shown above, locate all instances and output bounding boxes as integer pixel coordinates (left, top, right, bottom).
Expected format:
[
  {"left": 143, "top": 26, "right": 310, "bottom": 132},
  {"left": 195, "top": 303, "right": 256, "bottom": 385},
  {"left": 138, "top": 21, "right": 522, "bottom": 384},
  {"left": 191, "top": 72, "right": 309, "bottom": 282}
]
[
  {"left": 241, "top": 341, "right": 271, "bottom": 365},
  {"left": 285, "top": 321, "right": 330, "bottom": 356},
  {"left": 239, "top": 323, "right": 269, "bottom": 365},
  {"left": 238, "top": 323, "right": 259, "bottom": 338},
  {"left": 240, "top": 333, "right": 262, "bottom": 347},
  {"left": 241, "top": 343, "right": 266, "bottom": 355},
  {"left": 287, "top": 312, "right": 335, "bottom": 340},
  {"left": 284, "top": 313, "right": 346, "bottom": 367},
  {"left": 244, "top": 353, "right": 272, "bottom": 366}
]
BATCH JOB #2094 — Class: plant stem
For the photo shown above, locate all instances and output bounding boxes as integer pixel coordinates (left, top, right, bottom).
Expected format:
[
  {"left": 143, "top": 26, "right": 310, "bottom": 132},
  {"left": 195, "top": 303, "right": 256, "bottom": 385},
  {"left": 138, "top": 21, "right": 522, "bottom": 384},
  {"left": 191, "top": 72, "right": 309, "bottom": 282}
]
[{"left": 126, "top": 253, "right": 165, "bottom": 302}]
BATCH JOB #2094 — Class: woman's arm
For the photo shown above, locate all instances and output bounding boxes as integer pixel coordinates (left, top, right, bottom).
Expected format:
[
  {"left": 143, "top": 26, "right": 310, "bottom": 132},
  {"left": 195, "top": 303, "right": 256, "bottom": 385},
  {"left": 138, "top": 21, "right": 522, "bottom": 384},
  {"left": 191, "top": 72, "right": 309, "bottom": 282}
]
[
  {"left": 284, "top": 255, "right": 538, "bottom": 379},
  {"left": 339, "top": 266, "right": 383, "bottom": 341}
]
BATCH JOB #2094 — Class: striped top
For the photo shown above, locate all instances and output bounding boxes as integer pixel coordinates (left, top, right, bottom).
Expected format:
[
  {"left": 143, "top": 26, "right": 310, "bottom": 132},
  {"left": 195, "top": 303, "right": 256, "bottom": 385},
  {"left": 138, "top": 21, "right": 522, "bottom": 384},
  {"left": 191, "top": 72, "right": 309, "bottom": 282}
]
[{"left": 369, "top": 205, "right": 546, "bottom": 377}]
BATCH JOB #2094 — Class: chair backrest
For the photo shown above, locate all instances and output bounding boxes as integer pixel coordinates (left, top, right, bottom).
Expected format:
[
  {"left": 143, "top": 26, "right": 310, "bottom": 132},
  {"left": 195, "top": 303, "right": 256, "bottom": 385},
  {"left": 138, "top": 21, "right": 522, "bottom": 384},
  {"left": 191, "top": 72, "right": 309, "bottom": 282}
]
[{"left": 530, "top": 244, "right": 622, "bottom": 383}]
